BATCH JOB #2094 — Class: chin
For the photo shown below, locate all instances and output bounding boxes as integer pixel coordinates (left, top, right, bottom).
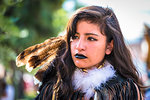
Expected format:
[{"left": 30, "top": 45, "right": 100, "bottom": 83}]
[
  {"left": 75, "top": 64, "right": 90, "bottom": 69},
  {"left": 76, "top": 66, "right": 86, "bottom": 68},
  {"left": 75, "top": 64, "right": 84, "bottom": 68},
  {"left": 74, "top": 60, "right": 90, "bottom": 68}
]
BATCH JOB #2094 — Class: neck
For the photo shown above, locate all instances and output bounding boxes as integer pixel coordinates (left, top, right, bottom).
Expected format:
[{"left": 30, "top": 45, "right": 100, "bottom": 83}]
[
  {"left": 72, "top": 61, "right": 116, "bottom": 99},
  {"left": 78, "top": 61, "right": 105, "bottom": 73}
]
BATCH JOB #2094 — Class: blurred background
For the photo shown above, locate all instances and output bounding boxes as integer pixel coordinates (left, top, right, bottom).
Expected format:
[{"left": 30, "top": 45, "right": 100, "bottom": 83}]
[{"left": 0, "top": 0, "right": 150, "bottom": 100}]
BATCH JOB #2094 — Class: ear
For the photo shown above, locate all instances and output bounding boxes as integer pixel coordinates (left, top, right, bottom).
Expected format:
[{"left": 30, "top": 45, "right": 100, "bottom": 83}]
[{"left": 105, "top": 40, "right": 113, "bottom": 55}]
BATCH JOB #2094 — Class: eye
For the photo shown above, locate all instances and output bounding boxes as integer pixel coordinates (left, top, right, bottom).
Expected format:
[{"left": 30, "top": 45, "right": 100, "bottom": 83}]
[
  {"left": 87, "top": 37, "right": 97, "bottom": 41},
  {"left": 70, "top": 35, "right": 79, "bottom": 42},
  {"left": 71, "top": 35, "right": 79, "bottom": 40}
]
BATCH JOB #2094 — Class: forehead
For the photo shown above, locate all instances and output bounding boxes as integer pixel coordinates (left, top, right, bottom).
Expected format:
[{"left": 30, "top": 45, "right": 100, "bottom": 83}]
[
  {"left": 76, "top": 20, "right": 100, "bottom": 33},
  {"left": 77, "top": 19, "right": 99, "bottom": 26}
]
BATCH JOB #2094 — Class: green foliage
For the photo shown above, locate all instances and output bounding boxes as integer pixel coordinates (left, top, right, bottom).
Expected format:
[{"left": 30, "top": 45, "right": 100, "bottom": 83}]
[
  {"left": 0, "top": 0, "right": 67, "bottom": 66},
  {"left": 0, "top": 14, "right": 20, "bottom": 39},
  {"left": 52, "top": 9, "right": 68, "bottom": 34},
  {"left": 0, "top": 0, "right": 85, "bottom": 99},
  {"left": 0, "top": 0, "right": 67, "bottom": 99},
  {"left": 0, "top": 45, "right": 16, "bottom": 67}
]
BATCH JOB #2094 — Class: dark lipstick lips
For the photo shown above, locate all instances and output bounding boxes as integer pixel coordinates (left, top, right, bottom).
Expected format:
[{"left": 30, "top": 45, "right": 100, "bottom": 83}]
[{"left": 75, "top": 54, "right": 87, "bottom": 59}]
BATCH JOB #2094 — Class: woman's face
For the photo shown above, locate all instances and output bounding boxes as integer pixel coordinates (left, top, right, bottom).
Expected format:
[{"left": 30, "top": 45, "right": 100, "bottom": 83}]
[{"left": 70, "top": 21, "right": 113, "bottom": 69}]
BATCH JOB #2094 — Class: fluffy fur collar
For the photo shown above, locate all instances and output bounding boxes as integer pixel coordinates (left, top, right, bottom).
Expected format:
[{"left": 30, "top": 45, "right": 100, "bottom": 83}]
[{"left": 72, "top": 61, "right": 116, "bottom": 100}]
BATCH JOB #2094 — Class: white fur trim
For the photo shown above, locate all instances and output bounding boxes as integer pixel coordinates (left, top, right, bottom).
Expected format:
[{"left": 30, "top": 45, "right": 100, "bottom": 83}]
[{"left": 72, "top": 61, "right": 116, "bottom": 100}]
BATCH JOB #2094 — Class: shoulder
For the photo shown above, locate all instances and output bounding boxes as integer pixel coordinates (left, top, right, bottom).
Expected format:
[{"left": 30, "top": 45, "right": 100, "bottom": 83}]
[
  {"left": 105, "top": 73, "right": 126, "bottom": 86},
  {"left": 94, "top": 74, "right": 143, "bottom": 100},
  {"left": 35, "top": 61, "right": 58, "bottom": 100}
]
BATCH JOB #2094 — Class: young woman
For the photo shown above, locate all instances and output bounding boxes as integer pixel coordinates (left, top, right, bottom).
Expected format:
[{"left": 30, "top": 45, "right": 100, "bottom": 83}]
[{"left": 16, "top": 6, "right": 144, "bottom": 100}]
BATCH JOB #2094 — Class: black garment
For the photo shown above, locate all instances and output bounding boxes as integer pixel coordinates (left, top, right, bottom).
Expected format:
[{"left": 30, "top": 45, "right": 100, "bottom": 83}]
[
  {"left": 35, "top": 72, "right": 143, "bottom": 100},
  {"left": 94, "top": 76, "right": 142, "bottom": 100}
]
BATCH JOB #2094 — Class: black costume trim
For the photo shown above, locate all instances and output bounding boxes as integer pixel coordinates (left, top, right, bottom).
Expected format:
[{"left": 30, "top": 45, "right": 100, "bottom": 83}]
[{"left": 35, "top": 73, "right": 142, "bottom": 100}]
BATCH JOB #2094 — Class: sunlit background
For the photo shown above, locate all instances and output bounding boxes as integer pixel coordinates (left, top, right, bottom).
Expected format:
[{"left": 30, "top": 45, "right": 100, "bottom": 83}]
[
  {"left": 64, "top": 0, "right": 150, "bottom": 41},
  {"left": 0, "top": 0, "right": 150, "bottom": 100}
]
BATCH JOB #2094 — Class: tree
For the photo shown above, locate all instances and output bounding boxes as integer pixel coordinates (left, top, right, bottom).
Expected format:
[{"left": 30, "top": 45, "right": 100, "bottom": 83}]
[{"left": 0, "top": 0, "right": 67, "bottom": 99}]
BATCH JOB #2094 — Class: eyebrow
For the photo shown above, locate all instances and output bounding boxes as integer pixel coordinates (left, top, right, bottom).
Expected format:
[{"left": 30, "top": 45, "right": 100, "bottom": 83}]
[
  {"left": 76, "top": 32, "right": 99, "bottom": 36},
  {"left": 85, "top": 33, "right": 99, "bottom": 36}
]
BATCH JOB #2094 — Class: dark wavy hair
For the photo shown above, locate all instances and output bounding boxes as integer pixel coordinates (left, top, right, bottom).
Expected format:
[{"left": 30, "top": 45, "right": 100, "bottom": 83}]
[
  {"left": 58, "top": 5, "right": 144, "bottom": 97},
  {"left": 38, "top": 6, "right": 144, "bottom": 99}
]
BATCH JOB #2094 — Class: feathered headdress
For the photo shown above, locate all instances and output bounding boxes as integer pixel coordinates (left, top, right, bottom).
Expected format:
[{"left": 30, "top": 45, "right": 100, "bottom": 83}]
[{"left": 16, "top": 36, "right": 66, "bottom": 84}]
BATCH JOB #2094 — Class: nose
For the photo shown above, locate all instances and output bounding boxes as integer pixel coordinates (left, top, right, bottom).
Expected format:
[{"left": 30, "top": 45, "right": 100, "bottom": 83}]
[{"left": 76, "top": 38, "right": 86, "bottom": 51}]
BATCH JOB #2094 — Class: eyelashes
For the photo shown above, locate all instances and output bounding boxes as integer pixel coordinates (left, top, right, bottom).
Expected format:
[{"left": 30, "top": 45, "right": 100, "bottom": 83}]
[
  {"left": 72, "top": 35, "right": 79, "bottom": 40},
  {"left": 70, "top": 35, "right": 76, "bottom": 42},
  {"left": 70, "top": 35, "right": 98, "bottom": 42},
  {"left": 87, "top": 37, "right": 97, "bottom": 41}
]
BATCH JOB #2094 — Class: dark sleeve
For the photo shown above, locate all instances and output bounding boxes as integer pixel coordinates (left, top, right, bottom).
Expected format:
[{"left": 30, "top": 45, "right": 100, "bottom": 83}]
[
  {"left": 35, "top": 60, "right": 57, "bottom": 100},
  {"left": 94, "top": 79, "right": 143, "bottom": 100},
  {"left": 35, "top": 81, "right": 55, "bottom": 100}
]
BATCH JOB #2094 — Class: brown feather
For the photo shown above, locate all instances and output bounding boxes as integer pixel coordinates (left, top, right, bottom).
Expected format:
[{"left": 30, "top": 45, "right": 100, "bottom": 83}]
[
  {"left": 16, "top": 36, "right": 66, "bottom": 83},
  {"left": 16, "top": 36, "right": 65, "bottom": 67},
  {"left": 34, "top": 69, "right": 46, "bottom": 82},
  {"left": 34, "top": 40, "right": 66, "bottom": 82}
]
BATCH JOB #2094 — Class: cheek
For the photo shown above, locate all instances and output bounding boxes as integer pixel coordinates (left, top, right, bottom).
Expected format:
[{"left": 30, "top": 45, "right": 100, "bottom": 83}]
[
  {"left": 70, "top": 43, "right": 75, "bottom": 55},
  {"left": 90, "top": 45, "right": 106, "bottom": 59}
]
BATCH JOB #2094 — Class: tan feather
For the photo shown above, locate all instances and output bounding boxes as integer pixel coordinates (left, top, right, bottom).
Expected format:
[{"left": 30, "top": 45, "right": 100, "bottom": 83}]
[
  {"left": 16, "top": 36, "right": 66, "bottom": 84},
  {"left": 16, "top": 36, "right": 64, "bottom": 65},
  {"left": 33, "top": 41, "right": 66, "bottom": 82},
  {"left": 16, "top": 36, "right": 65, "bottom": 68}
]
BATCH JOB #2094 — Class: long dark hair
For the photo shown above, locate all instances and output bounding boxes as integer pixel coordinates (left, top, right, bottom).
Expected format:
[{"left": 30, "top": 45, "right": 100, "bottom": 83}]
[
  {"left": 59, "top": 6, "right": 143, "bottom": 96},
  {"left": 38, "top": 6, "right": 144, "bottom": 99}
]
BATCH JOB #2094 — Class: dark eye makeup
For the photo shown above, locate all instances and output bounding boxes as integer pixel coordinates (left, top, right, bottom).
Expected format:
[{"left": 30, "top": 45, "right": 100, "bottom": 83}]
[
  {"left": 72, "top": 35, "right": 79, "bottom": 40},
  {"left": 87, "top": 37, "right": 97, "bottom": 41},
  {"left": 70, "top": 33, "right": 98, "bottom": 41}
]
